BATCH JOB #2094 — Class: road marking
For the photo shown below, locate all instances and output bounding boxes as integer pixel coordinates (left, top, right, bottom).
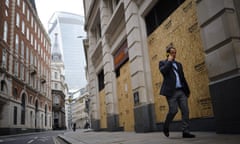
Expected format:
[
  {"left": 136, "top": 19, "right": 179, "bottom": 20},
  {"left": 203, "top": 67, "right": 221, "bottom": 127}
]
[
  {"left": 38, "top": 136, "right": 48, "bottom": 142},
  {"left": 28, "top": 139, "right": 34, "bottom": 144}
]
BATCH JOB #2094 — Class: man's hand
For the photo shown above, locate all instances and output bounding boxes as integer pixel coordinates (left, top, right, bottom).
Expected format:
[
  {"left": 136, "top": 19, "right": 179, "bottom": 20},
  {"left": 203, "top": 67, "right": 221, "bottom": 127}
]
[{"left": 168, "top": 54, "right": 174, "bottom": 61}]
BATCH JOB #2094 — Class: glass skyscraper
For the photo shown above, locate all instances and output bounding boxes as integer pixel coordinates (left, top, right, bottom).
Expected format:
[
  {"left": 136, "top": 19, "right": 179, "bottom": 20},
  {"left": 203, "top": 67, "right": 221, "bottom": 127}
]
[{"left": 48, "top": 12, "right": 86, "bottom": 90}]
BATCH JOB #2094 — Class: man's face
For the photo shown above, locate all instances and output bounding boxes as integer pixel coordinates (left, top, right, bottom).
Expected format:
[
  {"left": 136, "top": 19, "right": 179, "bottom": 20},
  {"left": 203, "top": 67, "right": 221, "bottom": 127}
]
[{"left": 170, "top": 48, "right": 176, "bottom": 59}]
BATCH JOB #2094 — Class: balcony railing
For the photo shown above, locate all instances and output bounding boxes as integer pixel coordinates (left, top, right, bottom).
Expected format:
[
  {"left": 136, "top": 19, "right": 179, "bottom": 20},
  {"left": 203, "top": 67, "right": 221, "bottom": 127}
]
[{"left": 40, "top": 74, "right": 46, "bottom": 83}]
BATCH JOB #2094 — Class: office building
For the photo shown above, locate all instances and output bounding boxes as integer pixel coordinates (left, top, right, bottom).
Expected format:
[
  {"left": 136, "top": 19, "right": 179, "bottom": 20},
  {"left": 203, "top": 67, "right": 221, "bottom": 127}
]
[
  {"left": 51, "top": 33, "right": 67, "bottom": 130},
  {"left": 0, "top": 0, "right": 52, "bottom": 135},
  {"left": 48, "top": 12, "right": 87, "bottom": 90},
  {"left": 71, "top": 87, "right": 89, "bottom": 129},
  {"left": 83, "top": 0, "right": 240, "bottom": 133}
]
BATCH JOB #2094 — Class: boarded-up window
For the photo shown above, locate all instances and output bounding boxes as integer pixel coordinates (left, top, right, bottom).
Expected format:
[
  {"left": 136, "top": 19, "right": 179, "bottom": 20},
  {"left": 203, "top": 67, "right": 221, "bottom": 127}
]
[{"left": 145, "top": 0, "right": 185, "bottom": 35}]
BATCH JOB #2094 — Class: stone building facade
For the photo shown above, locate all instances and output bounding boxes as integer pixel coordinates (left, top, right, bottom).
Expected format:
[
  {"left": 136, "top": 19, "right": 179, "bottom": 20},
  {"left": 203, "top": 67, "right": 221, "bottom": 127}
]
[
  {"left": 51, "top": 33, "right": 67, "bottom": 130},
  {"left": 71, "top": 88, "right": 89, "bottom": 129},
  {"left": 0, "top": 0, "right": 52, "bottom": 135},
  {"left": 83, "top": 0, "right": 240, "bottom": 133}
]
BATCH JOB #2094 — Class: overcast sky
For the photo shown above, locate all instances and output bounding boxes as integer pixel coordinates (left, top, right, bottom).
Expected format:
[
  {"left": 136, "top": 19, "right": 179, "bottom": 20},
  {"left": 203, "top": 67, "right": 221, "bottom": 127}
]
[{"left": 35, "top": 0, "right": 84, "bottom": 30}]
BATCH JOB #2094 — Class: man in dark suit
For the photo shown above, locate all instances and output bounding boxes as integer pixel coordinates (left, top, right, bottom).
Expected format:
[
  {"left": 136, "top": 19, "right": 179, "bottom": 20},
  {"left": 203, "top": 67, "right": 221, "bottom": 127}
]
[{"left": 159, "top": 46, "right": 195, "bottom": 138}]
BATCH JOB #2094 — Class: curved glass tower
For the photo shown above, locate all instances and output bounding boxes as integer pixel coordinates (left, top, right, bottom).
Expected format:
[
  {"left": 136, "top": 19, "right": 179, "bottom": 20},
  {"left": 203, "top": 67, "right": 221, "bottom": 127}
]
[{"left": 48, "top": 12, "right": 86, "bottom": 90}]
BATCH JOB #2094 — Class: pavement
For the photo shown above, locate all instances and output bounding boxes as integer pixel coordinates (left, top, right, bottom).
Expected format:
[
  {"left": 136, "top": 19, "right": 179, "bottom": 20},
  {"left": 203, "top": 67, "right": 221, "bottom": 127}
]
[{"left": 58, "top": 129, "right": 240, "bottom": 144}]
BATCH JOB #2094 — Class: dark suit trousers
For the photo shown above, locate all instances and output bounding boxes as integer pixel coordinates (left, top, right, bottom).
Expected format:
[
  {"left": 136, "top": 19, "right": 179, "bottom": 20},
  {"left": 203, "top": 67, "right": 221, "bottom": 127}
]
[{"left": 164, "top": 89, "right": 190, "bottom": 133}]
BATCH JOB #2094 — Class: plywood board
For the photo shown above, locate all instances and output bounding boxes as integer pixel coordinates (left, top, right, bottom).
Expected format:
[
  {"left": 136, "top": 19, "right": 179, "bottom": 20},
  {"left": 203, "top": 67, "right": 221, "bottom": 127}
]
[{"left": 147, "top": 0, "right": 213, "bottom": 123}]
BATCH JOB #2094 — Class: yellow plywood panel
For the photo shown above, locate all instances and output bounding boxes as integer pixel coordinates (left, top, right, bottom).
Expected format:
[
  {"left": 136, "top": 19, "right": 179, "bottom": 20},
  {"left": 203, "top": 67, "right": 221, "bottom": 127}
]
[
  {"left": 117, "top": 61, "right": 135, "bottom": 131},
  {"left": 99, "top": 89, "right": 107, "bottom": 128},
  {"left": 148, "top": 0, "right": 213, "bottom": 123}
]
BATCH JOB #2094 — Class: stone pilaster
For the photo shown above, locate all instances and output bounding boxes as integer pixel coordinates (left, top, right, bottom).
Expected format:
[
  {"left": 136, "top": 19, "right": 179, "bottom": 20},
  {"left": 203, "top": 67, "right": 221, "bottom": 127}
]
[
  {"left": 100, "top": 0, "right": 120, "bottom": 131},
  {"left": 88, "top": 31, "right": 100, "bottom": 130},
  {"left": 196, "top": 0, "right": 240, "bottom": 133},
  {"left": 124, "top": 0, "right": 156, "bottom": 132}
]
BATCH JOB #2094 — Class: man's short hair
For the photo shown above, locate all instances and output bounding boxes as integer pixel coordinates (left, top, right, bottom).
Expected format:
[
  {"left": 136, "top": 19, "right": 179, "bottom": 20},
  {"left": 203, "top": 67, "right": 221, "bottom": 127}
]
[{"left": 166, "top": 43, "right": 175, "bottom": 53}]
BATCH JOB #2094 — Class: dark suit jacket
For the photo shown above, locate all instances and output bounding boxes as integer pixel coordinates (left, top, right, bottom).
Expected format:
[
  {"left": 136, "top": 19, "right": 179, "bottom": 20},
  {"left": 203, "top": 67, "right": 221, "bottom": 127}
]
[{"left": 159, "top": 60, "right": 190, "bottom": 97}]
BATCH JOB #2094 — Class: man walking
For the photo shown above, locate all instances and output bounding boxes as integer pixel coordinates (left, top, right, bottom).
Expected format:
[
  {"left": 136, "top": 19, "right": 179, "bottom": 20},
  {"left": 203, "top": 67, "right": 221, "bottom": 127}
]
[{"left": 159, "top": 45, "right": 195, "bottom": 138}]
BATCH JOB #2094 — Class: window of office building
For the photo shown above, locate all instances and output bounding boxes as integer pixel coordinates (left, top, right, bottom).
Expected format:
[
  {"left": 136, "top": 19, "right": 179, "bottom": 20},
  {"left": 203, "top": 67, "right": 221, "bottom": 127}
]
[
  {"left": 26, "top": 27, "right": 29, "bottom": 40},
  {"left": 2, "top": 49, "right": 7, "bottom": 69},
  {"left": 35, "top": 100, "right": 38, "bottom": 128},
  {"left": 54, "top": 96, "right": 60, "bottom": 104},
  {"left": 5, "top": 10, "right": 8, "bottom": 17},
  {"left": 34, "top": 23, "right": 37, "bottom": 33},
  {"left": 17, "top": 0, "right": 20, "bottom": 6},
  {"left": 54, "top": 83, "right": 58, "bottom": 89},
  {"left": 5, "top": 0, "right": 9, "bottom": 7},
  {"left": 22, "top": 21, "right": 25, "bottom": 34},
  {"left": 31, "top": 16, "right": 33, "bottom": 27},
  {"left": 34, "top": 39, "right": 37, "bottom": 50},
  {"left": 98, "top": 69, "right": 104, "bottom": 91},
  {"left": 14, "top": 61, "right": 18, "bottom": 77},
  {"left": 30, "top": 111, "right": 33, "bottom": 127},
  {"left": 41, "top": 114, "right": 43, "bottom": 128},
  {"left": 30, "top": 51, "right": 33, "bottom": 65},
  {"left": 21, "top": 94, "right": 26, "bottom": 124},
  {"left": 26, "top": 47, "right": 29, "bottom": 62},
  {"left": 21, "top": 40, "right": 24, "bottom": 57},
  {"left": 30, "top": 33, "right": 33, "bottom": 45},
  {"left": 38, "top": 44, "right": 40, "bottom": 53},
  {"left": 30, "top": 75, "right": 35, "bottom": 87},
  {"left": 145, "top": 0, "right": 185, "bottom": 35},
  {"left": 16, "top": 13, "right": 20, "bottom": 27},
  {"left": 45, "top": 105, "right": 47, "bottom": 126},
  {"left": 13, "top": 88, "right": 18, "bottom": 99},
  {"left": 22, "top": 1, "right": 25, "bottom": 14},
  {"left": 3, "top": 21, "right": 8, "bottom": 42},
  {"left": 1, "top": 80, "right": 7, "bottom": 92},
  {"left": 27, "top": 9, "right": 30, "bottom": 21},
  {"left": 54, "top": 72, "right": 58, "bottom": 79},
  {"left": 34, "top": 55, "right": 37, "bottom": 66},
  {"left": 20, "top": 63, "right": 24, "bottom": 80},
  {"left": 26, "top": 70, "right": 29, "bottom": 84},
  {"left": 13, "top": 106, "right": 17, "bottom": 125},
  {"left": 15, "top": 34, "right": 19, "bottom": 54}
]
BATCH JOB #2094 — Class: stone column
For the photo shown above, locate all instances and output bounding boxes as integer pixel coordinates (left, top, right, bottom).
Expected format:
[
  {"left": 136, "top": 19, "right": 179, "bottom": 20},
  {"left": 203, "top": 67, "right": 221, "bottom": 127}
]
[
  {"left": 196, "top": 0, "right": 240, "bottom": 133},
  {"left": 100, "top": 1, "right": 120, "bottom": 131},
  {"left": 102, "top": 35, "right": 120, "bottom": 131},
  {"left": 124, "top": 1, "right": 156, "bottom": 132},
  {"left": 88, "top": 31, "right": 100, "bottom": 130}
]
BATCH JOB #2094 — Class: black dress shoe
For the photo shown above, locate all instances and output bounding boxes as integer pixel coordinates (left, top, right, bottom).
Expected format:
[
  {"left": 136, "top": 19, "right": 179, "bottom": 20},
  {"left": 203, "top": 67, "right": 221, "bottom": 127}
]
[
  {"left": 163, "top": 128, "right": 169, "bottom": 137},
  {"left": 182, "top": 132, "right": 195, "bottom": 138}
]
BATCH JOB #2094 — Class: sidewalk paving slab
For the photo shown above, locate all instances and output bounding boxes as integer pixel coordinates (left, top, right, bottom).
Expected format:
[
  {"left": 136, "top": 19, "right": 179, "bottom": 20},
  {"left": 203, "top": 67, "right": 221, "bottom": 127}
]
[{"left": 58, "top": 129, "right": 240, "bottom": 144}]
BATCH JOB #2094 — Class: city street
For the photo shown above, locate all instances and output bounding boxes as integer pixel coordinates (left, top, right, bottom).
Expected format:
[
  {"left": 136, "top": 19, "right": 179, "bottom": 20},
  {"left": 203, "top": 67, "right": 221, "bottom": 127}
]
[{"left": 0, "top": 131, "right": 66, "bottom": 144}]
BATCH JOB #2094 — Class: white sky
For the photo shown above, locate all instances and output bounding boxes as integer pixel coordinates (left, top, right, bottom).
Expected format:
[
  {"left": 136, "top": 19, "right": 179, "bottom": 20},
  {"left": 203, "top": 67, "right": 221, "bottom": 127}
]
[{"left": 35, "top": 0, "right": 84, "bottom": 30}]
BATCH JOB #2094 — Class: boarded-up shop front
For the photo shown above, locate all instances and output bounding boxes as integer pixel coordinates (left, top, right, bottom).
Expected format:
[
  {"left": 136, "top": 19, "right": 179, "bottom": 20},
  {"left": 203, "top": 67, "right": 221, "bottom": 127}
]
[
  {"left": 147, "top": 0, "right": 214, "bottom": 129},
  {"left": 114, "top": 41, "right": 135, "bottom": 131}
]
